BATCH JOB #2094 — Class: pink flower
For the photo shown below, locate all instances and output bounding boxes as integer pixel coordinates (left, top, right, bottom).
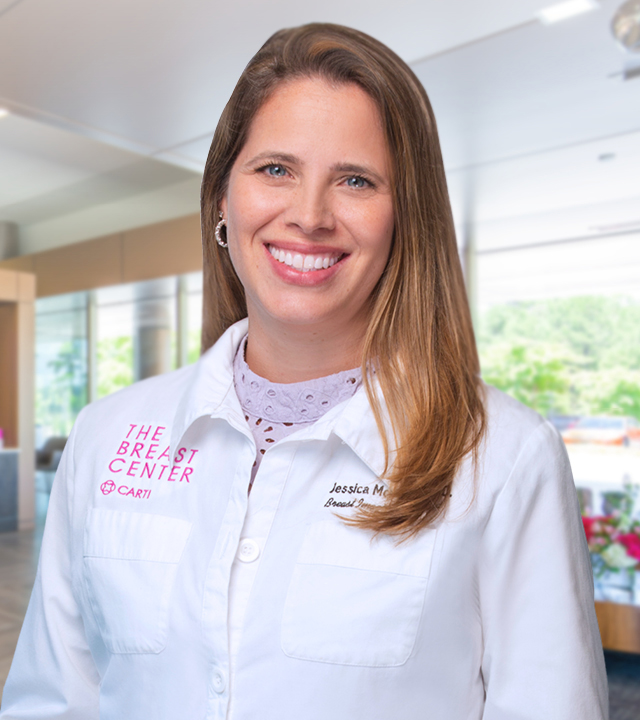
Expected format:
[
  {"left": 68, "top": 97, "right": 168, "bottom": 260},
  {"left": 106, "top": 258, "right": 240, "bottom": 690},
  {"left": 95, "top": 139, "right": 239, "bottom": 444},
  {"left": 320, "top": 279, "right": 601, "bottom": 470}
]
[
  {"left": 582, "top": 516, "right": 595, "bottom": 543},
  {"left": 619, "top": 533, "right": 640, "bottom": 562}
]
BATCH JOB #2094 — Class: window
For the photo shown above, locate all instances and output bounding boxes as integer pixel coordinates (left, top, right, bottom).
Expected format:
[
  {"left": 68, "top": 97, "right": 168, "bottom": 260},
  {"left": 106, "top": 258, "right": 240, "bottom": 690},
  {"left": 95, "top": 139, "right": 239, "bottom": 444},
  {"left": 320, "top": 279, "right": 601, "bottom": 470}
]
[
  {"left": 35, "top": 293, "right": 88, "bottom": 444},
  {"left": 35, "top": 272, "right": 204, "bottom": 441},
  {"left": 477, "top": 234, "right": 640, "bottom": 604}
]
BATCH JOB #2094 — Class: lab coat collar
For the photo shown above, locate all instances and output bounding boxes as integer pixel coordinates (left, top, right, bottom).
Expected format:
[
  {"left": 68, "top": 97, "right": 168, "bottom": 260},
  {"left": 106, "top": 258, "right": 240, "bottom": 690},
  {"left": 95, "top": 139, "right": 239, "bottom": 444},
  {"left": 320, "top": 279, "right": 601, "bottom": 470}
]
[
  {"left": 296, "top": 385, "right": 389, "bottom": 478},
  {"left": 170, "top": 318, "right": 388, "bottom": 480},
  {"left": 170, "top": 318, "right": 250, "bottom": 457}
]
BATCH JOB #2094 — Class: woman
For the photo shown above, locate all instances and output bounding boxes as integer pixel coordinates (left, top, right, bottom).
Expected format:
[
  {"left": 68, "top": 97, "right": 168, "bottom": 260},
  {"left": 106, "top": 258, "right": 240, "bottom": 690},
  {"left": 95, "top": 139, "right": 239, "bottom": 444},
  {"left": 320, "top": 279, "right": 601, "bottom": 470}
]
[{"left": 1, "top": 23, "right": 607, "bottom": 720}]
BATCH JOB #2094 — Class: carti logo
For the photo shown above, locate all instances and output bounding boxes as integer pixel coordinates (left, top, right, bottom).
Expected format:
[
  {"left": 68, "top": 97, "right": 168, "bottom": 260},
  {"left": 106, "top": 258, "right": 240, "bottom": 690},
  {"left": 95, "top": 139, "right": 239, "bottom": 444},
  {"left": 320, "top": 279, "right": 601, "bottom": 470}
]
[{"left": 101, "top": 480, "right": 116, "bottom": 495}]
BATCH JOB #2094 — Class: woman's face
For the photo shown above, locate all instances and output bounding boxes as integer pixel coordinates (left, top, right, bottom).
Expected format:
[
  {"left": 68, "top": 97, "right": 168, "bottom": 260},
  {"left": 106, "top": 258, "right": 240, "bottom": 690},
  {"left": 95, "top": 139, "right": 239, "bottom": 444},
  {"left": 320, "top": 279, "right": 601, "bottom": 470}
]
[{"left": 221, "top": 77, "right": 394, "bottom": 339}]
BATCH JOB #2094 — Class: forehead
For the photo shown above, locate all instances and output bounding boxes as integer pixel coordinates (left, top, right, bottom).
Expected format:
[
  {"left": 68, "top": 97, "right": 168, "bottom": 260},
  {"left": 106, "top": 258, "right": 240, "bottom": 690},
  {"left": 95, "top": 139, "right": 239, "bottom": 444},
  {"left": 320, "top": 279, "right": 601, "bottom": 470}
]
[{"left": 240, "top": 77, "right": 389, "bottom": 166}]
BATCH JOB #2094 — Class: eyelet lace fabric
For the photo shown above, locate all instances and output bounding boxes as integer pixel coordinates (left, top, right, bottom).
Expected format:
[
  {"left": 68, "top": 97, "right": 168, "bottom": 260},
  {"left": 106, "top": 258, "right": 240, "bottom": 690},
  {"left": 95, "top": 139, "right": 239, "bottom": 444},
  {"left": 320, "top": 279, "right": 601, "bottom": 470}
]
[{"left": 233, "top": 336, "right": 362, "bottom": 489}]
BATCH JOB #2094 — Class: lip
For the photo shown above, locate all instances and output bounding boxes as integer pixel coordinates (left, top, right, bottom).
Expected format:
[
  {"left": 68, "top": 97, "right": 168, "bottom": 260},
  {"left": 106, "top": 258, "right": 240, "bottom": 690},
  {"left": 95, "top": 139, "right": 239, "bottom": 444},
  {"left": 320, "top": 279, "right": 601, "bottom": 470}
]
[{"left": 263, "top": 242, "right": 348, "bottom": 286}]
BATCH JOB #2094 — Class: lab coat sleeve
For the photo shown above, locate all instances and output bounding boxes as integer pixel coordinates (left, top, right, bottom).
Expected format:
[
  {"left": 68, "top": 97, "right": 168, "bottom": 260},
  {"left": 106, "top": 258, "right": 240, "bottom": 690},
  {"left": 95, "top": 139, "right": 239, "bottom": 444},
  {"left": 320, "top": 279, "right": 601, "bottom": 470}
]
[
  {"left": 0, "top": 412, "right": 100, "bottom": 719},
  {"left": 479, "top": 421, "right": 608, "bottom": 720}
]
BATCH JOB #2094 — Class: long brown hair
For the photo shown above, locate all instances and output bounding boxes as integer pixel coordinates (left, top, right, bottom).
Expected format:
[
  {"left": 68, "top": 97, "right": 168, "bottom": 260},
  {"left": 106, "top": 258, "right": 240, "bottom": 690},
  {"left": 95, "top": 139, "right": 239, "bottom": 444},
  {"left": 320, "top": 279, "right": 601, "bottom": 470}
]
[{"left": 201, "top": 23, "right": 485, "bottom": 537}]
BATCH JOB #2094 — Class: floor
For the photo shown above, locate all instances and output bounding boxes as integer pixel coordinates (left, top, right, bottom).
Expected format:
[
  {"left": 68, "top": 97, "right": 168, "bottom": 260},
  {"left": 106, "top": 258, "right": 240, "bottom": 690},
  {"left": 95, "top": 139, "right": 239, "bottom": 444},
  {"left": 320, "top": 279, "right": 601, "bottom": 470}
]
[
  {"left": 0, "top": 490, "right": 639, "bottom": 716},
  {"left": 0, "top": 523, "right": 43, "bottom": 699},
  {"left": 606, "top": 651, "right": 640, "bottom": 720}
]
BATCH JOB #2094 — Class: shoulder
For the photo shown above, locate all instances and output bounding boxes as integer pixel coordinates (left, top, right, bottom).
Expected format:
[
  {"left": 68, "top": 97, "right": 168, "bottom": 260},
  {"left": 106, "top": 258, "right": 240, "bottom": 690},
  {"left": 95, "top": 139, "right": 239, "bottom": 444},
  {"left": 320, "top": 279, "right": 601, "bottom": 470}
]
[
  {"left": 74, "top": 364, "right": 199, "bottom": 440},
  {"left": 482, "top": 382, "right": 551, "bottom": 451},
  {"left": 474, "top": 383, "right": 568, "bottom": 500}
]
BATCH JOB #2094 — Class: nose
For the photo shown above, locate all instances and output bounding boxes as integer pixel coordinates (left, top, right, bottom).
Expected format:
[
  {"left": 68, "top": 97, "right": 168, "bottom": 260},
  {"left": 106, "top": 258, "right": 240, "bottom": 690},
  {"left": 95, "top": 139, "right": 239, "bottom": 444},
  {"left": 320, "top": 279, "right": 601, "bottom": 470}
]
[{"left": 284, "top": 181, "right": 336, "bottom": 236}]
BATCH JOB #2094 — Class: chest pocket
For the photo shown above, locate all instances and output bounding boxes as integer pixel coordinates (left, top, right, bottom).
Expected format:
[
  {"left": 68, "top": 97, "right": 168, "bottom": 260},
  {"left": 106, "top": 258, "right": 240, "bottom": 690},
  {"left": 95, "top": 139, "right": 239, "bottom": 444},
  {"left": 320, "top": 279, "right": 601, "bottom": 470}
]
[
  {"left": 281, "top": 519, "right": 436, "bottom": 667},
  {"left": 83, "top": 508, "right": 192, "bottom": 654}
]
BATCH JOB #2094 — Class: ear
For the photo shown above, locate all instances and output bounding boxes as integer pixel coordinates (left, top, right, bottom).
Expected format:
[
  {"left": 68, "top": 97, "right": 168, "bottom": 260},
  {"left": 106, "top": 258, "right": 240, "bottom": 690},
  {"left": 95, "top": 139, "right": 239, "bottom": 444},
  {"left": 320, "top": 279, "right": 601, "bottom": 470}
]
[{"left": 219, "top": 196, "right": 228, "bottom": 219}]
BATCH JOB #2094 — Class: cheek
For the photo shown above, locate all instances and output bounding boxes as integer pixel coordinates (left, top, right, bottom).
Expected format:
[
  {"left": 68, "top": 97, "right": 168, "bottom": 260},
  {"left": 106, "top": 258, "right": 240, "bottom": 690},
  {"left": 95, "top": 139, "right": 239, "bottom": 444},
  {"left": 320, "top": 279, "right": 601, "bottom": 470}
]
[
  {"left": 227, "top": 181, "right": 283, "bottom": 236},
  {"left": 363, "top": 208, "right": 394, "bottom": 289},
  {"left": 355, "top": 202, "right": 394, "bottom": 259}
]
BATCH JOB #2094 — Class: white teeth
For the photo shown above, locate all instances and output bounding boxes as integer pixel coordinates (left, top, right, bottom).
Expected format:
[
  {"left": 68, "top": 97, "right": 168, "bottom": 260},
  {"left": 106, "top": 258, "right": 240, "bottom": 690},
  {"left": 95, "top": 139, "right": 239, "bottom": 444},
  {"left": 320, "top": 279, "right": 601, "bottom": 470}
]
[{"left": 268, "top": 245, "right": 342, "bottom": 272}]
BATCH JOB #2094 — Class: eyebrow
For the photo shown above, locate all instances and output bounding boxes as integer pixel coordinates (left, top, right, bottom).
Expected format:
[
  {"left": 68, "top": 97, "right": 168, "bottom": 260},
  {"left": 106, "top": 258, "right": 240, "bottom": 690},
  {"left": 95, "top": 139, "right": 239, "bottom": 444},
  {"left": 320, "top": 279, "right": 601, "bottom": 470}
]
[
  {"left": 245, "top": 151, "right": 300, "bottom": 166},
  {"left": 245, "top": 152, "right": 387, "bottom": 186}
]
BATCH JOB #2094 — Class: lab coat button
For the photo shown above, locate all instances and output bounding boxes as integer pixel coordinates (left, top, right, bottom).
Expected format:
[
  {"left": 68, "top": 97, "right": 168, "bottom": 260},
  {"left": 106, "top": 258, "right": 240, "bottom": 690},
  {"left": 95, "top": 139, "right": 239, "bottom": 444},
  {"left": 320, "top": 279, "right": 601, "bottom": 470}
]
[
  {"left": 238, "top": 538, "right": 260, "bottom": 563},
  {"left": 212, "top": 670, "right": 226, "bottom": 694}
]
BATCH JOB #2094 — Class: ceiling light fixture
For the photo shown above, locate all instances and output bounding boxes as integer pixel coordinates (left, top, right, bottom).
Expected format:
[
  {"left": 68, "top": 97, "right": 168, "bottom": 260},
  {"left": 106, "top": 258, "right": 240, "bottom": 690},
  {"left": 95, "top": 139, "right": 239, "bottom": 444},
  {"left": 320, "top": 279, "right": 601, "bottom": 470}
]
[
  {"left": 612, "top": 0, "right": 640, "bottom": 52},
  {"left": 0, "top": 108, "right": 9, "bottom": 119},
  {"left": 537, "top": 0, "right": 599, "bottom": 24}
]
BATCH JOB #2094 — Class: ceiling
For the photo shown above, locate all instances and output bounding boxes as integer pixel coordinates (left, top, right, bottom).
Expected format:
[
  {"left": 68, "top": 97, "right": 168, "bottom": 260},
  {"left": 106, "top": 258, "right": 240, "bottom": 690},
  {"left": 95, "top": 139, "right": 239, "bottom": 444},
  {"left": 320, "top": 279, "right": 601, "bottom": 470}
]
[
  {"left": 418, "top": 0, "right": 640, "bottom": 245},
  {"left": 0, "top": 0, "right": 639, "bottom": 262}
]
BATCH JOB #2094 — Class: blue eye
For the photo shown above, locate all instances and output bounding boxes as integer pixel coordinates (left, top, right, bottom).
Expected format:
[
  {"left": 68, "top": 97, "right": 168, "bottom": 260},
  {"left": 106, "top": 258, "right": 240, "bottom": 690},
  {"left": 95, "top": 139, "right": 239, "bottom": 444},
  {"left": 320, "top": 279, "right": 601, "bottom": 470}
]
[
  {"left": 266, "top": 164, "right": 287, "bottom": 177},
  {"left": 346, "top": 176, "right": 368, "bottom": 188}
]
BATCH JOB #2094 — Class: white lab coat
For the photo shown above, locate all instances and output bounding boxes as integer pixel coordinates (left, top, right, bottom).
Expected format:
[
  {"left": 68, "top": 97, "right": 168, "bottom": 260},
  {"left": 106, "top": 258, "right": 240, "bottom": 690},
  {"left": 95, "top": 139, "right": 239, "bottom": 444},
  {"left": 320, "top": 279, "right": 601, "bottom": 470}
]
[{"left": 1, "top": 319, "right": 608, "bottom": 720}]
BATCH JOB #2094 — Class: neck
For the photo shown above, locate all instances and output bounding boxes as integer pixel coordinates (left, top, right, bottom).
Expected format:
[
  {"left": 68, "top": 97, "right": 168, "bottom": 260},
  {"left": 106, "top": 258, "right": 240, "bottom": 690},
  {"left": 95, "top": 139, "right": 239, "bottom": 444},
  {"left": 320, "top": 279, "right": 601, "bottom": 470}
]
[{"left": 244, "top": 314, "right": 366, "bottom": 383}]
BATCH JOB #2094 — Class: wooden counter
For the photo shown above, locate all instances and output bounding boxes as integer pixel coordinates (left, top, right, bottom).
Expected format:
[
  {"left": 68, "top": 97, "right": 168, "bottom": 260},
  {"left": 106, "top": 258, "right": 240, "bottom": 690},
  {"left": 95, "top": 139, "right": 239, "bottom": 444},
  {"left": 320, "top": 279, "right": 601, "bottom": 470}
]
[
  {"left": 595, "top": 601, "right": 640, "bottom": 653},
  {"left": 0, "top": 268, "right": 35, "bottom": 530}
]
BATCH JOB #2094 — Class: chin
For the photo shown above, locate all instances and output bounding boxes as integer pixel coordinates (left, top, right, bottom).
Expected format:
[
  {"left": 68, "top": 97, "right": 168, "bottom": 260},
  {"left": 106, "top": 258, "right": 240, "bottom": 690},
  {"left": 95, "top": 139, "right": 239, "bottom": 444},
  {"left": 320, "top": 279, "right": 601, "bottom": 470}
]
[
  {"left": 257, "top": 298, "right": 339, "bottom": 328},
  {"left": 270, "top": 309, "right": 335, "bottom": 328}
]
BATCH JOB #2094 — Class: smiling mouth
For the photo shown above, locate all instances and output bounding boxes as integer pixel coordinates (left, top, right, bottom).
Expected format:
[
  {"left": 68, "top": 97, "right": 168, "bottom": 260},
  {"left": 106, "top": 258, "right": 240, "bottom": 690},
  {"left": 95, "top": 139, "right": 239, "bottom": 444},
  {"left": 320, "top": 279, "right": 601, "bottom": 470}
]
[{"left": 267, "top": 244, "right": 346, "bottom": 272}]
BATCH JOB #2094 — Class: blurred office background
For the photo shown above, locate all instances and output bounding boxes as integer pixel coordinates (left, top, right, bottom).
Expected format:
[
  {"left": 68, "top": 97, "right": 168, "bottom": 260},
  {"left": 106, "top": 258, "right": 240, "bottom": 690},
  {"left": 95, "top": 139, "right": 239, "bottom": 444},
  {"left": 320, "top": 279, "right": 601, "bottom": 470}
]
[{"left": 1, "top": 0, "right": 640, "bottom": 713}]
